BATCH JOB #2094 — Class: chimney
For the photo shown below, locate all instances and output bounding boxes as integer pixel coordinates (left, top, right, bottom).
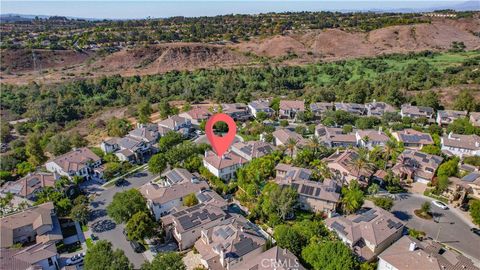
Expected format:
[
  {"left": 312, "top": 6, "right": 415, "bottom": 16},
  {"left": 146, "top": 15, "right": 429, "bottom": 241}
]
[
  {"left": 378, "top": 126, "right": 382, "bottom": 134},
  {"left": 448, "top": 131, "right": 453, "bottom": 139},
  {"left": 409, "top": 242, "right": 417, "bottom": 251},
  {"left": 204, "top": 151, "right": 208, "bottom": 158}
]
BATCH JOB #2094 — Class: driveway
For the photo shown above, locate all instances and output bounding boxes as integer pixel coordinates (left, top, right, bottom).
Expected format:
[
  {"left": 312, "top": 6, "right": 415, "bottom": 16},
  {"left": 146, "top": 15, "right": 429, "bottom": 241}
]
[
  {"left": 390, "top": 193, "right": 480, "bottom": 262},
  {"left": 88, "top": 169, "right": 156, "bottom": 269}
]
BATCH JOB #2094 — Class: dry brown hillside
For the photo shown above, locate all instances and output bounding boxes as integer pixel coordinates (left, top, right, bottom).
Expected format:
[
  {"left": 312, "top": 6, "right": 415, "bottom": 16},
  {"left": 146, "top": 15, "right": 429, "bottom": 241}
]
[{"left": 1, "top": 17, "right": 479, "bottom": 85}]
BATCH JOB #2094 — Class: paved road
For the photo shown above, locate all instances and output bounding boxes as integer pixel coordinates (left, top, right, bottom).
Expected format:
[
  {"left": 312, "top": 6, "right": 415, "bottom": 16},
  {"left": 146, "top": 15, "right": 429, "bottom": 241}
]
[
  {"left": 390, "top": 193, "right": 480, "bottom": 262},
  {"left": 88, "top": 169, "right": 155, "bottom": 269}
]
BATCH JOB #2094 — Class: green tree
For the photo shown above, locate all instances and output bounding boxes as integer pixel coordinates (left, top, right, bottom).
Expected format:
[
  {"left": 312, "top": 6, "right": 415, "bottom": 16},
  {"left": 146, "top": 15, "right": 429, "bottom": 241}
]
[
  {"left": 158, "top": 100, "right": 173, "bottom": 119},
  {"left": 437, "top": 158, "right": 459, "bottom": 177},
  {"left": 125, "top": 211, "right": 155, "bottom": 241},
  {"left": 367, "top": 183, "right": 379, "bottom": 195},
  {"left": 421, "top": 201, "right": 431, "bottom": 214},
  {"left": 302, "top": 241, "right": 357, "bottom": 270},
  {"left": 341, "top": 180, "right": 364, "bottom": 214},
  {"left": 274, "top": 225, "right": 307, "bottom": 256},
  {"left": 46, "top": 133, "right": 72, "bottom": 156},
  {"left": 84, "top": 240, "right": 133, "bottom": 270},
  {"left": 107, "top": 118, "right": 132, "bottom": 137},
  {"left": 0, "top": 122, "right": 11, "bottom": 143},
  {"left": 70, "top": 203, "right": 90, "bottom": 224},
  {"left": 148, "top": 153, "right": 167, "bottom": 174},
  {"left": 16, "top": 161, "right": 35, "bottom": 176},
  {"left": 183, "top": 193, "right": 199, "bottom": 207},
  {"left": 138, "top": 101, "right": 152, "bottom": 124},
  {"left": 372, "top": 197, "right": 394, "bottom": 211},
  {"left": 107, "top": 189, "right": 148, "bottom": 223},
  {"left": 470, "top": 200, "right": 480, "bottom": 225},
  {"left": 158, "top": 131, "right": 184, "bottom": 152},
  {"left": 25, "top": 133, "right": 46, "bottom": 166},
  {"left": 141, "top": 252, "right": 186, "bottom": 270},
  {"left": 454, "top": 90, "right": 478, "bottom": 112},
  {"left": 447, "top": 118, "right": 479, "bottom": 135},
  {"left": 420, "top": 145, "right": 442, "bottom": 156}
]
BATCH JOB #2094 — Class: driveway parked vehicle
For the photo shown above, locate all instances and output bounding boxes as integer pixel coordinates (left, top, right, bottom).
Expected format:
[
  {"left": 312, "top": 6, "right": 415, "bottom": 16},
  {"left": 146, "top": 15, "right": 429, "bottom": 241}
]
[
  {"left": 471, "top": 228, "right": 480, "bottom": 237},
  {"left": 66, "top": 252, "right": 85, "bottom": 265},
  {"left": 130, "top": 241, "right": 145, "bottom": 253},
  {"left": 432, "top": 200, "right": 449, "bottom": 210}
]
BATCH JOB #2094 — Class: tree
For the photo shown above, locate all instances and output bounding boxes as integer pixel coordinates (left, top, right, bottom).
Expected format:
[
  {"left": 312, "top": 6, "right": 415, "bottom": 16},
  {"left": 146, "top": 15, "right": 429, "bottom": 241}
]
[
  {"left": 341, "top": 180, "right": 364, "bottom": 214},
  {"left": 349, "top": 149, "right": 372, "bottom": 180},
  {"left": 125, "top": 211, "right": 155, "bottom": 241},
  {"left": 16, "top": 161, "right": 34, "bottom": 176},
  {"left": 301, "top": 241, "right": 357, "bottom": 270},
  {"left": 148, "top": 154, "right": 167, "bottom": 174},
  {"left": 25, "top": 133, "right": 46, "bottom": 166},
  {"left": 437, "top": 158, "right": 459, "bottom": 177},
  {"left": 447, "top": 118, "right": 479, "bottom": 135},
  {"left": 141, "top": 252, "right": 186, "bottom": 270},
  {"left": 107, "top": 118, "right": 132, "bottom": 137},
  {"left": 454, "top": 90, "right": 478, "bottom": 112},
  {"left": 421, "top": 201, "right": 431, "bottom": 214},
  {"left": 0, "top": 122, "right": 11, "bottom": 143},
  {"left": 285, "top": 138, "right": 297, "bottom": 158},
  {"left": 70, "top": 203, "right": 90, "bottom": 224},
  {"left": 256, "top": 111, "right": 268, "bottom": 122},
  {"left": 372, "top": 197, "right": 394, "bottom": 211},
  {"left": 261, "top": 183, "right": 298, "bottom": 222},
  {"left": 158, "top": 100, "right": 173, "bottom": 119},
  {"left": 470, "top": 200, "right": 480, "bottom": 225},
  {"left": 274, "top": 225, "right": 307, "bottom": 256},
  {"left": 420, "top": 145, "right": 442, "bottom": 156},
  {"left": 158, "top": 131, "right": 183, "bottom": 152},
  {"left": 107, "top": 189, "right": 148, "bottom": 223},
  {"left": 183, "top": 193, "right": 199, "bottom": 207},
  {"left": 137, "top": 101, "right": 152, "bottom": 124},
  {"left": 84, "top": 240, "right": 133, "bottom": 270},
  {"left": 367, "top": 183, "right": 379, "bottom": 195}
]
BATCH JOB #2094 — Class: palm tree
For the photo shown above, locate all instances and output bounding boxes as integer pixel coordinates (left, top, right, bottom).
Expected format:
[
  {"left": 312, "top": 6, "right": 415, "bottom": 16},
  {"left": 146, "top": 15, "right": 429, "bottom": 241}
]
[
  {"left": 285, "top": 138, "right": 297, "bottom": 158},
  {"left": 308, "top": 136, "right": 321, "bottom": 155},
  {"left": 383, "top": 139, "right": 398, "bottom": 169},
  {"left": 310, "top": 159, "right": 332, "bottom": 180},
  {"left": 350, "top": 149, "right": 372, "bottom": 178}
]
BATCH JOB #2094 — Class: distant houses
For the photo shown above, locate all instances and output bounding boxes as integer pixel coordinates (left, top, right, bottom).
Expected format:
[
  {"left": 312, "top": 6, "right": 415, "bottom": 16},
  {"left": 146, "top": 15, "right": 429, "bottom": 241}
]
[
  {"left": 248, "top": 99, "right": 275, "bottom": 118},
  {"left": 334, "top": 102, "right": 367, "bottom": 116},
  {"left": 392, "top": 129, "right": 434, "bottom": 149},
  {"left": 179, "top": 107, "right": 212, "bottom": 126},
  {"left": 325, "top": 149, "right": 374, "bottom": 187},
  {"left": 400, "top": 104, "right": 435, "bottom": 121},
  {"left": 0, "top": 172, "right": 56, "bottom": 201},
  {"left": 436, "top": 110, "right": 467, "bottom": 126},
  {"left": 279, "top": 100, "right": 305, "bottom": 120}
]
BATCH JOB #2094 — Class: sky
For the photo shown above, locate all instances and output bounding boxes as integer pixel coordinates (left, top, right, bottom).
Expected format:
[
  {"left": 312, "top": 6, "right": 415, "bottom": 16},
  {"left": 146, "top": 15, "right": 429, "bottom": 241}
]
[{"left": 0, "top": 1, "right": 475, "bottom": 19}]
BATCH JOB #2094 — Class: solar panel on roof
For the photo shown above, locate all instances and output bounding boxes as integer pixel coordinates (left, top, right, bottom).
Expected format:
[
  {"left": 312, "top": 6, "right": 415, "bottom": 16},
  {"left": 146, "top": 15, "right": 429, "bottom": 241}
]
[
  {"left": 462, "top": 172, "right": 480, "bottom": 182},
  {"left": 300, "top": 185, "right": 307, "bottom": 194},
  {"left": 291, "top": 183, "right": 300, "bottom": 190},
  {"left": 306, "top": 185, "right": 314, "bottom": 195},
  {"left": 27, "top": 178, "right": 40, "bottom": 187},
  {"left": 168, "top": 170, "right": 183, "bottom": 183},
  {"left": 315, "top": 188, "right": 321, "bottom": 197},
  {"left": 331, "top": 221, "right": 347, "bottom": 235}
]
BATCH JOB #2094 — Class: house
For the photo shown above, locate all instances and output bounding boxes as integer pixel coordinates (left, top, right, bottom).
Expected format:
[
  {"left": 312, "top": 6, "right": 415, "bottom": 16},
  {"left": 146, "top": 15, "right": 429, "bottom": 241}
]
[
  {"left": 179, "top": 107, "right": 212, "bottom": 126},
  {"left": 377, "top": 235, "right": 478, "bottom": 270},
  {"left": 392, "top": 129, "right": 434, "bottom": 149},
  {"left": 441, "top": 132, "right": 480, "bottom": 158},
  {"left": 310, "top": 102, "right": 334, "bottom": 118},
  {"left": 334, "top": 102, "right": 367, "bottom": 115},
  {"left": 0, "top": 172, "right": 57, "bottom": 201},
  {"left": 139, "top": 172, "right": 210, "bottom": 220},
  {"left": 392, "top": 150, "right": 443, "bottom": 184},
  {"left": 325, "top": 207, "right": 405, "bottom": 262},
  {"left": 161, "top": 203, "right": 228, "bottom": 250},
  {"left": 101, "top": 136, "right": 150, "bottom": 163},
  {"left": 436, "top": 110, "right": 467, "bottom": 126},
  {"left": 0, "top": 202, "right": 63, "bottom": 248},
  {"left": 45, "top": 148, "right": 102, "bottom": 181},
  {"left": 272, "top": 129, "right": 307, "bottom": 147},
  {"left": 462, "top": 172, "right": 480, "bottom": 200},
  {"left": 470, "top": 112, "right": 480, "bottom": 127},
  {"left": 274, "top": 163, "right": 341, "bottom": 215},
  {"left": 230, "top": 246, "right": 306, "bottom": 270},
  {"left": 355, "top": 129, "right": 389, "bottom": 149},
  {"left": 248, "top": 99, "right": 274, "bottom": 118},
  {"left": 128, "top": 124, "right": 160, "bottom": 145},
  {"left": 324, "top": 149, "right": 374, "bottom": 187},
  {"left": 0, "top": 241, "right": 60, "bottom": 270},
  {"left": 279, "top": 100, "right": 305, "bottom": 120},
  {"left": 219, "top": 103, "right": 252, "bottom": 121},
  {"left": 157, "top": 115, "right": 192, "bottom": 136},
  {"left": 365, "top": 101, "right": 396, "bottom": 117},
  {"left": 315, "top": 124, "right": 357, "bottom": 148},
  {"left": 230, "top": 141, "right": 276, "bottom": 161},
  {"left": 400, "top": 104, "right": 435, "bottom": 120},
  {"left": 194, "top": 216, "right": 266, "bottom": 270},
  {"left": 203, "top": 151, "right": 248, "bottom": 180}
]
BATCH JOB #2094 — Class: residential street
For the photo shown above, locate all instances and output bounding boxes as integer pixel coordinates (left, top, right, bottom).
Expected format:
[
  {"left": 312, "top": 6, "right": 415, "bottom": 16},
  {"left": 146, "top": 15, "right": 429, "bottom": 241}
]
[
  {"left": 390, "top": 193, "right": 480, "bottom": 263},
  {"left": 88, "top": 169, "right": 155, "bottom": 269}
]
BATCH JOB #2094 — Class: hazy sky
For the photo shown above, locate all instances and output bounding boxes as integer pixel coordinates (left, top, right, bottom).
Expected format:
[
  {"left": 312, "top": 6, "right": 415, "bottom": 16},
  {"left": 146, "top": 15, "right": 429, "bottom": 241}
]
[{"left": 0, "top": 1, "right": 474, "bottom": 19}]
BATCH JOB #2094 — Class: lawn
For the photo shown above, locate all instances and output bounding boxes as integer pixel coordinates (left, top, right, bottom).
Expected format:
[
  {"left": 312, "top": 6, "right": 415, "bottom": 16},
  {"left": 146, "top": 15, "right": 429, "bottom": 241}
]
[
  {"left": 82, "top": 225, "right": 89, "bottom": 232},
  {"left": 85, "top": 238, "right": 94, "bottom": 249}
]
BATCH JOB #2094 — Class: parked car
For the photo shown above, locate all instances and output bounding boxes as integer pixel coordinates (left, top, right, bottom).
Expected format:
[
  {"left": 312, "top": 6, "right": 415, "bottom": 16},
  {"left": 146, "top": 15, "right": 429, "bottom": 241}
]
[
  {"left": 432, "top": 200, "right": 448, "bottom": 210},
  {"left": 66, "top": 253, "right": 85, "bottom": 265},
  {"left": 115, "top": 178, "right": 126, "bottom": 187},
  {"left": 471, "top": 228, "right": 480, "bottom": 237},
  {"left": 460, "top": 204, "right": 469, "bottom": 212},
  {"left": 130, "top": 241, "right": 145, "bottom": 253}
]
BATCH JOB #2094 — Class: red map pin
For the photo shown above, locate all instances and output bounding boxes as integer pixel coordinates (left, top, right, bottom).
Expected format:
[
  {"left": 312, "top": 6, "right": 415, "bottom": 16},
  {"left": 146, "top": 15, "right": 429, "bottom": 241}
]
[{"left": 205, "top": 113, "right": 237, "bottom": 157}]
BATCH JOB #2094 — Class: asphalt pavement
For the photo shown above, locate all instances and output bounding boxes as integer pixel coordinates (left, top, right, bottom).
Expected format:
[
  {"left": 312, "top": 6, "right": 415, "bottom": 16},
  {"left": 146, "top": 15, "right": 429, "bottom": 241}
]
[
  {"left": 88, "top": 169, "right": 155, "bottom": 269},
  {"left": 390, "top": 193, "right": 480, "bottom": 263}
]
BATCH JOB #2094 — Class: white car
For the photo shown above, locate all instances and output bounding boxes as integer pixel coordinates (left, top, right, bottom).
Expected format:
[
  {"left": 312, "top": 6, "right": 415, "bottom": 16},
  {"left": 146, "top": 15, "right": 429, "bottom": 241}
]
[
  {"left": 66, "top": 253, "right": 85, "bottom": 265},
  {"left": 432, "top": 200, "right": 448, "bottom": 210}
]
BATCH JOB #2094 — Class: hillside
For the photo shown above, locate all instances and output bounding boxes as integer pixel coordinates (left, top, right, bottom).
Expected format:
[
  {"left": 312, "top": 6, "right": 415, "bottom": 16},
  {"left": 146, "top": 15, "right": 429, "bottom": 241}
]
[{"left": 0, "top": 17, "right": 479, "bottom": 85}]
